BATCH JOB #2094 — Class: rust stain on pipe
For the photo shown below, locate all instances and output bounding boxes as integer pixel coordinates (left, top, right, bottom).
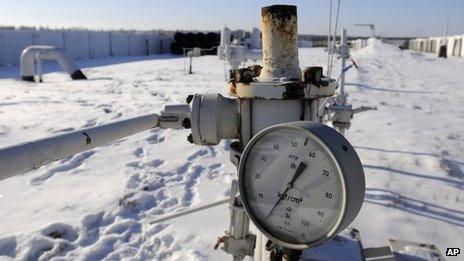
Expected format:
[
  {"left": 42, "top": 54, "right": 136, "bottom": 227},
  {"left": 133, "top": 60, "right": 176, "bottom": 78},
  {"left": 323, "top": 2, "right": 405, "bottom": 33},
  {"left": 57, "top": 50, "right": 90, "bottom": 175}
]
[{"left": 260, "top": 5, "right": 300, "bottom": 81}]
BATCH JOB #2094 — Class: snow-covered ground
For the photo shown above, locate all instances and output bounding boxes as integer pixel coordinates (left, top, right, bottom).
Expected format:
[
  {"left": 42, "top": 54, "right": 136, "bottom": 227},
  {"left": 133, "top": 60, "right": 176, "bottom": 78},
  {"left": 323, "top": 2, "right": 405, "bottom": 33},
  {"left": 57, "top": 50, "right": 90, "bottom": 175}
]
[{"left": 0, "top": 41, "right": 463, "bottom": 260}]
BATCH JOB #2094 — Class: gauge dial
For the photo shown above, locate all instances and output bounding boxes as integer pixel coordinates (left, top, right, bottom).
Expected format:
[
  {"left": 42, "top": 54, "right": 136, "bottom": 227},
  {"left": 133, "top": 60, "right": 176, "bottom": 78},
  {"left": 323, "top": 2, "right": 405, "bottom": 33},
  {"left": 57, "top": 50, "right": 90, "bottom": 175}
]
[{"left": 239, "top": 121, "right": 364, "bottom": 249}]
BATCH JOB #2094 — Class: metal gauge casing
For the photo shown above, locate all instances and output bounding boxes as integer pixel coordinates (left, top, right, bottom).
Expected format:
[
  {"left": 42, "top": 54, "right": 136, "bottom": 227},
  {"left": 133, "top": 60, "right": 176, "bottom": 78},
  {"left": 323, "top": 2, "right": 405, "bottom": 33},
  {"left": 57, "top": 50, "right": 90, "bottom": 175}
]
[{"left": 238, "top": 121, "right": 365, "bottom": 249}]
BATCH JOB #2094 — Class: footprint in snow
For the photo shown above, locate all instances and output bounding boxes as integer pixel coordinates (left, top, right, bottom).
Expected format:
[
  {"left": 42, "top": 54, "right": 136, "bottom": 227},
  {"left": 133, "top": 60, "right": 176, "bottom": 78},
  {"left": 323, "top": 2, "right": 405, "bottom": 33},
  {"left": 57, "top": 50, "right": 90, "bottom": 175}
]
[
  {"left": 176, "top": 162, "right": 191, "bottom": 175},
  {"left": 78, "top": 211, "right": 115, "bottom": 247},
  {"left": 83, "top": 119, "right": 97, "bottom": 128},
  {"left": 103, "top": 219, "right": 140, "bottom": 236},
  {"left": 41, "top": 223, "right": 79, "bottom": 242},
  {"left": 181, "top": 165, "right": 204, "bottom": 207},
  {"left": 208, "top": 163, "right": 222, "bottom": 170},
  {"left": 133, "top": 147, "right": 145, "bottom": 158},
  {"left": 126, "top": 159, "right": 164, "bottom": 169},
  {"left": 30, "top": 151, "right": 95, "bottom": 185},
  {"left": 187, "top": 149, "right": 209, "bottom": 161},
  {"left": 0, "top": 236, "right": 17, "bottom": 257},
  {"left": 206, "top": 163, "right": 223, "bottom": 179},
  {"left": 20, "top": 223, "right": 78, "bottom": 260},
  {"left": 146, "top": 132, "right": 165, "bottom": 144}
]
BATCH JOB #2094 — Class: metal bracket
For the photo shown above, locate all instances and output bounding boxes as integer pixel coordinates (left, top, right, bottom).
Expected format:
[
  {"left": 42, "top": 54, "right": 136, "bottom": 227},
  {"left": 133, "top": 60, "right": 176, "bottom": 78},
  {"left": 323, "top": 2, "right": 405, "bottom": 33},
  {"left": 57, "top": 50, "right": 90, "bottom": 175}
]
[
  {"left": 325, "top": 103, "right": 377, "bottom": 133},
  {"left": 352, "top": 105, "right": 377, "bottom": 114},
  {"left": 302, "top": 228, "right": 445, "bottom": 261},
  {"left": 364, "top": 239, "right": 445, "bottom": 261},
  {"left": 159, "top": 104, "right": 191, "bottom": 129},
  {"left": 215, "top": 180, "right": 256, "bottom": 259}
]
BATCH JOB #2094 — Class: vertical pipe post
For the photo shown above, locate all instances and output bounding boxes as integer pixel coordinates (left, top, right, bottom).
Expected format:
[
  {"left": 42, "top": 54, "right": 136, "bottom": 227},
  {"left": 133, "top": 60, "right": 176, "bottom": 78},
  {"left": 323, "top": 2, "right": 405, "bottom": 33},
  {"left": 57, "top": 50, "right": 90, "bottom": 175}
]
[
  {"left": 109, "top": 32, "right": 113, "bottom": 56},
  {"left": 259, "top": 5, "right": 300, "bottom": 81},
  {"left": 189, "top": 55, "right": 193, "bottom": 74},
  {"left": 340, "top": 28, "right": 347, "bottom": 100},
  {"left": 35, "top": 52, "right": 43, "bottom": 83},
  {"left": 439, "top": 20, "right": 449, "bottom": 58},
  {"left": 443, "top": 19, "right": 449, "bottom": 42},
  {"left": 221, "top": 26, "right": 231, "bottom": 46}
]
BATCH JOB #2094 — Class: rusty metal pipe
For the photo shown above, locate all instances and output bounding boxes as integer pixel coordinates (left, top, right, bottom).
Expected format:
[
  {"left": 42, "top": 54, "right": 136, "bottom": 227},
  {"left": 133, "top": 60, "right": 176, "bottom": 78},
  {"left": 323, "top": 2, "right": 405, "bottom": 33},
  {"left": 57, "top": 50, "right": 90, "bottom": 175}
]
[{"left": 259, "top": 5, "right": 300, "bottom": 81}]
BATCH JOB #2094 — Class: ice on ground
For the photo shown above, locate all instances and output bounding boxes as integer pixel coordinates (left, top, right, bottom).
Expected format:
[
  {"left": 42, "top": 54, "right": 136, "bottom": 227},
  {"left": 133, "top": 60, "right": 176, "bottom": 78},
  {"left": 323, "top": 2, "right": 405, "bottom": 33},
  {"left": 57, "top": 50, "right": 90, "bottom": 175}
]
[{"left": 0, "top": 41, "right": 463, "bottom": 260}]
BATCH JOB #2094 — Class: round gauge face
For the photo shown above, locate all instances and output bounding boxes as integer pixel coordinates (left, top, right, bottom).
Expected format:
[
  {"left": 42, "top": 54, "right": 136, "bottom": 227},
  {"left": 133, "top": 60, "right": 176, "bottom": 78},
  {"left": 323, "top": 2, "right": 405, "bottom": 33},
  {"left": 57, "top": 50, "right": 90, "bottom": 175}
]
[{"left": 239, "top": 126, "right": 346, "bottom": 247}]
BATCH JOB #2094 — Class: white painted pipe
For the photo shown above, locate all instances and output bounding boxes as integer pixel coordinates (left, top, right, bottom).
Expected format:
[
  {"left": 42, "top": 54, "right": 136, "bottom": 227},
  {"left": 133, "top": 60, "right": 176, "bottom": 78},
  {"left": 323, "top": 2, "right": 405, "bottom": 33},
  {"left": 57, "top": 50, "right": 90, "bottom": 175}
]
[
  {"left": 20, "top": 45, "right": 87, "bottom": 82},
  {"left": 340, "top": 28, "right": 347, "bottom": 100},
  {"left": 0, "top": 114, "right": 159, "bottom": 181},
  {"left": 35, "top": 52, "right": 43, "bottom": 83},
  {"left": 149, "top": 198, "right": 229, "bottom": 224}
]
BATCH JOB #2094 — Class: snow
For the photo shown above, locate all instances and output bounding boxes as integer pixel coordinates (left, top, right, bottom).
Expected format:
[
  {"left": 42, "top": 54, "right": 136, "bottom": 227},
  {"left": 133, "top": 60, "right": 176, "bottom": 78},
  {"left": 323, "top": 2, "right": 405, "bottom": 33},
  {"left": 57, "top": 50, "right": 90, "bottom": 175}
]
[{"left": 0, "top": 41, "right": 463, "bottom": 260}]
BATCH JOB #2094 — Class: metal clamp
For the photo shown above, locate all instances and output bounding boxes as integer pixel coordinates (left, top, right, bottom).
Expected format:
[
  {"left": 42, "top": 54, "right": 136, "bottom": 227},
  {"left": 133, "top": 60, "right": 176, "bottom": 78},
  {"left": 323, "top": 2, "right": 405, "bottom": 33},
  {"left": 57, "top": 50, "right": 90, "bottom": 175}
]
[{"left": 215, "top": 180, "right": 256, "bottom": 260}]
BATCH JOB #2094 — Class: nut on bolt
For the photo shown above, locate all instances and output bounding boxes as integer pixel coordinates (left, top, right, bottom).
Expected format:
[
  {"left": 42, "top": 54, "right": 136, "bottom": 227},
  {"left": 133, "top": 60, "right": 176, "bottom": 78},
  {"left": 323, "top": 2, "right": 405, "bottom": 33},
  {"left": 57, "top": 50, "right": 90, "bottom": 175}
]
[
  {"left": 231, "top": 65, "right": 262, "bottom": 84},
  {"left": 303, "top": 66, "right": 323, "bottom": 85},
  {"left": 248, "top": 65, "right": 262, "bottom": 77}
]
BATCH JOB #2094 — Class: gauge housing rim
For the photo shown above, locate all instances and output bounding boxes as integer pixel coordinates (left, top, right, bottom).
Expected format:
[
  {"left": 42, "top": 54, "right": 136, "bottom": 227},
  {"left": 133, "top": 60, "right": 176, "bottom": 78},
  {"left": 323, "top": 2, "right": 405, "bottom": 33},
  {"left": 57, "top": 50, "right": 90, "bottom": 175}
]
[{"left": 238, "top": 121, "right": 364, "bottom": 249}]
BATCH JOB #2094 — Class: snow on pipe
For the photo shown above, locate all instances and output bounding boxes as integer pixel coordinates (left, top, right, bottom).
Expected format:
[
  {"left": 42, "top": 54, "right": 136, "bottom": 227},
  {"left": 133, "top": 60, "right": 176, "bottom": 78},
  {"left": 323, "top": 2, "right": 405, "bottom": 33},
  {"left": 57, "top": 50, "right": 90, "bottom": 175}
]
[
  {"left": 0, "top": 114, "right": 159, "bottom": 181},
  {"left": 20, "top": 45, "right": 87, "bottom": 82}
]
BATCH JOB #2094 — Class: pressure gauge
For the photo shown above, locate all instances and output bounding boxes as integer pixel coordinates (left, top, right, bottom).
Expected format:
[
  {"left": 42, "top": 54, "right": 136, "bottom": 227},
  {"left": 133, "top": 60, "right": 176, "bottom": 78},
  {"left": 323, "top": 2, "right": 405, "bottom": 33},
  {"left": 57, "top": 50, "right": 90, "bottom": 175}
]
[{"left": 238, "top": 121, "right": 365, "bottom": 249}]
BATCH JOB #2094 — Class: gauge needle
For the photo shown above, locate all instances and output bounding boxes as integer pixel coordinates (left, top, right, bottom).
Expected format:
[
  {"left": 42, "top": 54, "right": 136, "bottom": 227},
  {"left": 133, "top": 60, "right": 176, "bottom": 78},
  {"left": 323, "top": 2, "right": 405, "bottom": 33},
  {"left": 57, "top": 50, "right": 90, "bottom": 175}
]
[{"left": 265, "top": 162, "right": 307, "bottom": 220}]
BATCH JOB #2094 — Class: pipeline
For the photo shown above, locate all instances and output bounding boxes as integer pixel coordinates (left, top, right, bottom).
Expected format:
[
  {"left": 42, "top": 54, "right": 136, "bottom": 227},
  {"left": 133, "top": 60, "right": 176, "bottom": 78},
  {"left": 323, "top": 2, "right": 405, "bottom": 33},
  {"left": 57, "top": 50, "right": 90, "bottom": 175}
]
[
  {"left": 20, "top": 45, "right": 87, "bottom": 82},
  {"left": 0, "top": 114, "right": 159, "bottom": 181}
]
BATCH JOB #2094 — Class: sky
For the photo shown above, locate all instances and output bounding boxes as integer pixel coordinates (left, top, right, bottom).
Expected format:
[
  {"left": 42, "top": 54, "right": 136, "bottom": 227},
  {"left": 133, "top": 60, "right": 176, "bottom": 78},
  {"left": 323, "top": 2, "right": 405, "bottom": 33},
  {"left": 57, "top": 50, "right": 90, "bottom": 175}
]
[{"left": 0, "top": 0, "right": 463, "bottom": 37}]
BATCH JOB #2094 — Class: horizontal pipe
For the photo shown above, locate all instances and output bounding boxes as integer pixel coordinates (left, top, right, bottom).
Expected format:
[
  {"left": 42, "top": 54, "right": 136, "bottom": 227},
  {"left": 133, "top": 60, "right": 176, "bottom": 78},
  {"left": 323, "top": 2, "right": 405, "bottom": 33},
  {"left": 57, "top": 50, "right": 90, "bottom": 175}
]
[
  {"left": 0, "top": 114, "right": 159, "bottom": 181},
  {"left": 149, "top": 198, "right": 229, "bottom": 224}
]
